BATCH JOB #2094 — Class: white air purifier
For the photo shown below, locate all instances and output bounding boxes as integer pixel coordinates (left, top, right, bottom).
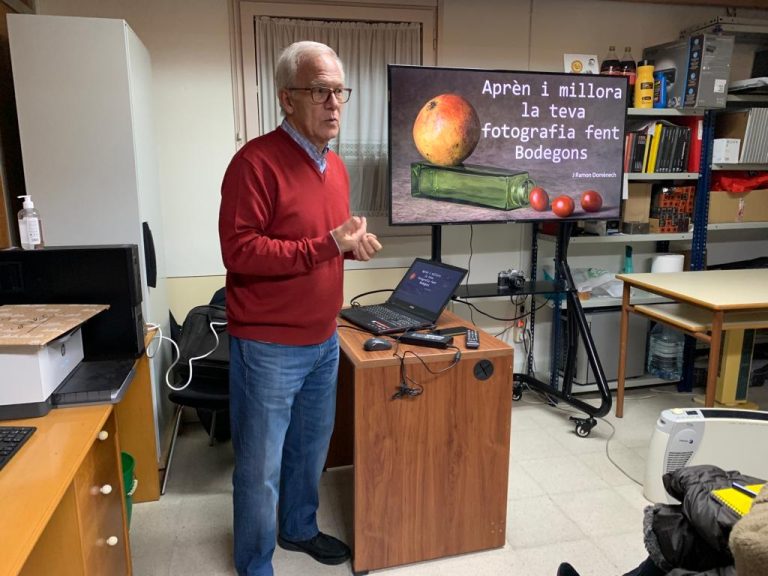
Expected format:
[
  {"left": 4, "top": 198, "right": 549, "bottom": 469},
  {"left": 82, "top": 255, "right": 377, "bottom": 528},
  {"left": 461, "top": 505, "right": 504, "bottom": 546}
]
[{"left": 644, "top": 408, "right": 768, "bottom": 503}]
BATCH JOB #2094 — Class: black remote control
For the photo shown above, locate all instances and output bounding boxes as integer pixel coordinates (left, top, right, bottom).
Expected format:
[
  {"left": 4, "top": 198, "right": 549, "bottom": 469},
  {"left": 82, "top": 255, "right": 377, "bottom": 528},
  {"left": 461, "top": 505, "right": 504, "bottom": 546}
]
[
  {"left": 398, "top": 332, "right": 453, "bottom": 349},
  {"left": 465, "top": 329, "right": 480, "bottom": 349}
]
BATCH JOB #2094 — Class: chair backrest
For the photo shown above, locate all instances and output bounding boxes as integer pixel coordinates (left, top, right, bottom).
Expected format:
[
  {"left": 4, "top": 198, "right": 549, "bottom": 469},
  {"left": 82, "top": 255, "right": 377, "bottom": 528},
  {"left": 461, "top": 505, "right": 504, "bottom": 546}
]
[{"left": 175, "top": 305, "right": 229, "bottom": 379}]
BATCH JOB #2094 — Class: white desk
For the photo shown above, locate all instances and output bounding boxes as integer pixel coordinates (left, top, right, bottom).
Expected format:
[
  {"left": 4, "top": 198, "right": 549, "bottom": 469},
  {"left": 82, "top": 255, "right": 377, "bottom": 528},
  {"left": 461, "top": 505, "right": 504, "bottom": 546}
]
[{"left": 615, "top": 270, "right": 768, "bottom": 418}]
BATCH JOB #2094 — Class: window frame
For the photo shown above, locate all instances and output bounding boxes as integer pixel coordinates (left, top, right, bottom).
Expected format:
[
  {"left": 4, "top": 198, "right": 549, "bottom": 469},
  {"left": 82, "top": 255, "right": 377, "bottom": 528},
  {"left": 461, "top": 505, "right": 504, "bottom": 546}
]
[{"left": 233, "top": 1, "right": 437, "bottom": 240}]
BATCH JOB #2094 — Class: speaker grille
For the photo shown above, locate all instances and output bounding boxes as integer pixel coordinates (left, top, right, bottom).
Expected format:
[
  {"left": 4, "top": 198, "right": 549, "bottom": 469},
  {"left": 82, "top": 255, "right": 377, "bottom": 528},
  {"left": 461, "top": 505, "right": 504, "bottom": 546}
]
[{"left": 665, "top": 451, "right": 693, "bottom": 473}]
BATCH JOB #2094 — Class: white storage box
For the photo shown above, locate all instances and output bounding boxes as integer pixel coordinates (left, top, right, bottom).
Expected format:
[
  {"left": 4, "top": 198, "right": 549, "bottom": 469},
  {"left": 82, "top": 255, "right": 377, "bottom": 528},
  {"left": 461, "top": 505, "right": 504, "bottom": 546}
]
[
  {"left": 0, "top": 304, "right": 108, "bottom": 419},
  {"left": 712, "top": 138, "right": 741, "bottom": 164}
]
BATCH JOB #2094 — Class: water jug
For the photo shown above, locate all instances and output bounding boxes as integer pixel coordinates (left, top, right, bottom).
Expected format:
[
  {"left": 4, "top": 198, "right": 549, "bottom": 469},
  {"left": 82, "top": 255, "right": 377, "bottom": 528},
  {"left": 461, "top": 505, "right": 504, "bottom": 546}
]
[{"left": 646, "top": 323, "right": 683, "bottom": 380}]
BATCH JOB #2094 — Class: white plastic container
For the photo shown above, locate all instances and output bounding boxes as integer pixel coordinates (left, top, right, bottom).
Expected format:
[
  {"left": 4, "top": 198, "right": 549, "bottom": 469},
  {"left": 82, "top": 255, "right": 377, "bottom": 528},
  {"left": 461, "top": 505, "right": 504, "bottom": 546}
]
[
  {"left": 646, "top": 323, "right": 684, "bottom": 381},
  {"left": 17, "top": 194, "right": 44, "bottom": 250}
]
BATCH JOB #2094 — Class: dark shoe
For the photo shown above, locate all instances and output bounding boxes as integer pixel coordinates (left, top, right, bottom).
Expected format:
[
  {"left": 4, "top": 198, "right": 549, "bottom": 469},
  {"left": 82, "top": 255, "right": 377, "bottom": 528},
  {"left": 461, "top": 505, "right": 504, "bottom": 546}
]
[
  {"left": 277, "top": 532, "right": 351, "bottom": 565},
  {"left": 557, "top": 563, "right": 581, "bottom": 576}
]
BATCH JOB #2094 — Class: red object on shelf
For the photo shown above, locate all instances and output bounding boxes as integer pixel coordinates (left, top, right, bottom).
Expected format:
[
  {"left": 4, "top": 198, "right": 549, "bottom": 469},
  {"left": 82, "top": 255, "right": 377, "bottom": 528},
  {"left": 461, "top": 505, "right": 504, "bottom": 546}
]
[
  {"left": 676, "top": 115, "right": 703, "bottom": 173},
  {"left": 711, "top": 171, "right": 768, "bottom": 193}
]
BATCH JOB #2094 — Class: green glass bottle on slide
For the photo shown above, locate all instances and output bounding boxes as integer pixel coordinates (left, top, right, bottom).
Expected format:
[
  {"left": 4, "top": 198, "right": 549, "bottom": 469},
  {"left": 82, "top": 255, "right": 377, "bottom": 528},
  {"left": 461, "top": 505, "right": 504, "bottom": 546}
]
[{"left": 410, "top": 162, "right": 532, "bottom": 210}]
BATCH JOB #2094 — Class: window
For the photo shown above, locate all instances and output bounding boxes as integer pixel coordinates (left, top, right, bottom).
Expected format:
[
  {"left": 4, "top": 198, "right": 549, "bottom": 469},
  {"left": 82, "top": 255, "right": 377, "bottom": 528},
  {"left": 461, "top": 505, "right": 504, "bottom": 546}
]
[{"left": 236, "top": 1, "right": 436, "bottom": 231}]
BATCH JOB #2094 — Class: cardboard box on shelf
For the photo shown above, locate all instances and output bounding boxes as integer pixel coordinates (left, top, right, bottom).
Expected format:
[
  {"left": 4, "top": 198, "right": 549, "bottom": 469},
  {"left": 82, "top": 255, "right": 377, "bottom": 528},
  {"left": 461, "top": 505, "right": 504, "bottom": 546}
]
[
  {"left": 649, "top": 215, "right": 690, "bottom": 233},
  {"left": 648, "top": 183, "right": 695, "bottom": 233},
  {"left": 622, "top": 183, "right": 653, "bottom": 223},
  {"left": 712, "top": 138, "right": 741, "bottom": 164},
  {"left": 715, "top": 108, "right": 768, "bottom": 165},
  {"left": 642, "top": 34, "right": 734, "bottom": 109},
  {"left": 708, "top": 189, "right": 768, "bottom": 223},
  {"left": 716, "top": 110, "right": 749, "bottom": 142},
  {"left": 581, "top": 220, "right": 620, "bottom": 236}
]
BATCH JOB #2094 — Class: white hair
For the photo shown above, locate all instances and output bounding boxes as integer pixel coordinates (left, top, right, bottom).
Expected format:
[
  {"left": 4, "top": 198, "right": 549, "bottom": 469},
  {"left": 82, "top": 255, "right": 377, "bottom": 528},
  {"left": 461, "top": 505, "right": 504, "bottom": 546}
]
[
  {"left": 275, "top": 41, "right": 344, "bottom": 92},
  {"left": 275, "top": 40, "right": 344, "bottom": 115}
]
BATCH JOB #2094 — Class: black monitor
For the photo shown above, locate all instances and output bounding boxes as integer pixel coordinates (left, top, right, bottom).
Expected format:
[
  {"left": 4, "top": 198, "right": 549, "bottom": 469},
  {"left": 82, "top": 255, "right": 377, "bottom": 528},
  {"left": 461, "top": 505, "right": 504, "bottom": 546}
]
[{"left": 388, "top": 65, "right": 628, "bottom": 226}]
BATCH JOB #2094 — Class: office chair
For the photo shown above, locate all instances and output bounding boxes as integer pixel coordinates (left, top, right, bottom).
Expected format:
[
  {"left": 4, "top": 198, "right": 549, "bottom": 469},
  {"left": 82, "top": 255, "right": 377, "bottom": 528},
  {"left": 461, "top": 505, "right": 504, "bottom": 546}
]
[{"left": 161, "top": 300, "right": 229, "bottom": 495}]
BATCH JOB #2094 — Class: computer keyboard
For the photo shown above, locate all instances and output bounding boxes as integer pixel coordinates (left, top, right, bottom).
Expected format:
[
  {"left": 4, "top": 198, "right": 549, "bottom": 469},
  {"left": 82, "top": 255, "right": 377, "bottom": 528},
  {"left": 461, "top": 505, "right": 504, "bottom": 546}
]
[
  {"left": 0, "top": 426, "right": 36, "bottom": 471},
  {"left": 362, "top": 305, "right": 416, "bottom": 328}
]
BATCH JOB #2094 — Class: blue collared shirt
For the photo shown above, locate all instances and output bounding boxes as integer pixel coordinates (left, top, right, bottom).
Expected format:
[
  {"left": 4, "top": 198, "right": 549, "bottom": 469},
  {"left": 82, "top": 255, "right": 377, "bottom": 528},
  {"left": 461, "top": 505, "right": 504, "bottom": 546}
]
[{"left": 280, "top": 120, "right": 329, "bottom": 173}]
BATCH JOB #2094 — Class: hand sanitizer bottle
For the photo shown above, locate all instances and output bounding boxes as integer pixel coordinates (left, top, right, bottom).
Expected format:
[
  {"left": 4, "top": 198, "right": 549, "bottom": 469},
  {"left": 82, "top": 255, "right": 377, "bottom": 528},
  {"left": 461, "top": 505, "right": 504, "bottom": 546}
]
[{"left": 17, "top": 195, "right": 45, "bottom": 250}]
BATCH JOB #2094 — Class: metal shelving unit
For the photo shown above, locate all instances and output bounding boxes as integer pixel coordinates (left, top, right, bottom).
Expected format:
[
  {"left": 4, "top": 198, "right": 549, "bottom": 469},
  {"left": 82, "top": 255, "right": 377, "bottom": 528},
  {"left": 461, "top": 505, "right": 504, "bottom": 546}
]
[
  {"left": 708, "top": 222, "right": 768, "bottom": 231},
  {"left": 625, "top": 172, "right": 698, "bottom": 181},
  {"left": 539, "top": 232, "right": 692, "bottom": 243}
]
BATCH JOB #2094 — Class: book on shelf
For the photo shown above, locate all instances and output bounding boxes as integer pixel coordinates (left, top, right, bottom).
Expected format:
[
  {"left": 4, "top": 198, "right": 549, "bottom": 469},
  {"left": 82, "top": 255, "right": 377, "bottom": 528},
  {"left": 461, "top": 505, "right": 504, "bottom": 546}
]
[
  {"left": 633, "top": 132, "right": 648, "bottom": 172},
  {"left": 675, "top": 115, "right": 702, "bottom": 173},
  {"left": 625, "top": 119, "right": 694, "bottom": 174},
  {"left": 656, "top": 124, "right": 673, "bottom": 173},
  {"left": 647, "top": 122, "right": 664, "bottom": 173},
  {"left": 623, "top": 132, "right": 634, "bottom": 173}
]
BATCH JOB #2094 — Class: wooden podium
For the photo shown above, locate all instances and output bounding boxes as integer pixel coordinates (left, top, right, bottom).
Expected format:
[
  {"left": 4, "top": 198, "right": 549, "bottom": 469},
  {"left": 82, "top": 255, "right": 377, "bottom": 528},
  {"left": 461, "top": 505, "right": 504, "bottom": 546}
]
[{"left": 331, "top": 310, "right": 513, "bottom": 574}]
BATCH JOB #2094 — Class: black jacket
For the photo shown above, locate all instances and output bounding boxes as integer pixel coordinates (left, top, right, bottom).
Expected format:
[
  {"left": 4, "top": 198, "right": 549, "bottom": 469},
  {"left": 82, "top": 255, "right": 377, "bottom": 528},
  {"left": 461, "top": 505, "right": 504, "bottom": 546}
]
[{"left": 643, "top": 465, "right": 762, "bottom": 576}]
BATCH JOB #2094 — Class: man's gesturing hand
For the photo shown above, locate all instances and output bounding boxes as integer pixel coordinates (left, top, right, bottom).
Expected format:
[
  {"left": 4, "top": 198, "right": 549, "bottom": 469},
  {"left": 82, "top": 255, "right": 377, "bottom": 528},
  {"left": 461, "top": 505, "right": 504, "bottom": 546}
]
[
  {"left": 331, "top": 216, "right": 367, "bottom": 253},
  {"left": 353, "top": 233, "right": 382, "bottom": 261}
]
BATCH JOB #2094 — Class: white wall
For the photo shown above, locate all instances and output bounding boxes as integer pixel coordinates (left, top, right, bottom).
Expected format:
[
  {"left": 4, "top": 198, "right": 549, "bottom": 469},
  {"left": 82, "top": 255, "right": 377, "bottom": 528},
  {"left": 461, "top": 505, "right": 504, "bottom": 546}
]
[
  {"left": 30, "top": 0, "right": 768, "bottom": 369},
  {"left": 36, "top": 0, "right": 236, "bottom": 280}
]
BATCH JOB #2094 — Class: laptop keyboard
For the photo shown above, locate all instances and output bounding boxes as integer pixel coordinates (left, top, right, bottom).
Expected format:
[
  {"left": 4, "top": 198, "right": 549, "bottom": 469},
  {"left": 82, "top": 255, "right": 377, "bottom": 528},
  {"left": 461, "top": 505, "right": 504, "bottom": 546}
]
[
  {"left": 0, "top": 426, "right": 36, "bottom": 471},
  {"left": 361, "top": 305, "right": 418, "bottom": 328}
]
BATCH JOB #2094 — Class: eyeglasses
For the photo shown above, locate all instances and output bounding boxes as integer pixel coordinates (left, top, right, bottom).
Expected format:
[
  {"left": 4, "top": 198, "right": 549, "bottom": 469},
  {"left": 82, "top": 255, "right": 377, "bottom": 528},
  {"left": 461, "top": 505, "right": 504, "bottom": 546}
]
[{"left": 288, "top": 86, "right": 352, "bottom": 104}]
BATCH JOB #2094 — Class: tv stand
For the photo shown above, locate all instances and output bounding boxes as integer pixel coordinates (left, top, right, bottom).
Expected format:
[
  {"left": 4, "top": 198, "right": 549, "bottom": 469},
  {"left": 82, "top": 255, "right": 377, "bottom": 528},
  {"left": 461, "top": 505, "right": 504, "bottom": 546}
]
[{"left": 436, "top": 222, "right": 612, "bottom": 437}]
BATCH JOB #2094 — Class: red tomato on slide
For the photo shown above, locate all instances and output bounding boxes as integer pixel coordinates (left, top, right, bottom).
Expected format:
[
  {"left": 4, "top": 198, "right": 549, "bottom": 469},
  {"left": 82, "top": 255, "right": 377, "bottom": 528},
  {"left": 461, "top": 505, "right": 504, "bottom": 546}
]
[
  {"left": 551, "top": 195, "right": 575, "bottom": 218},
  {"left": 529, "top": 186, "right": 549, "bottom": 211},
  {"left": 580, "top": 190, "right": 603, "bottom": 212}
]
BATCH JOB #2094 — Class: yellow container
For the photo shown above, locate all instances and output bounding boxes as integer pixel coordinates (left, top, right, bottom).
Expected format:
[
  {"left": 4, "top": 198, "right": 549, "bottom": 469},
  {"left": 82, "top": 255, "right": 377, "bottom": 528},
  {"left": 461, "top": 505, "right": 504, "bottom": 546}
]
[{"left": 634, "top": 59, "right": 655, "bottom": 108}]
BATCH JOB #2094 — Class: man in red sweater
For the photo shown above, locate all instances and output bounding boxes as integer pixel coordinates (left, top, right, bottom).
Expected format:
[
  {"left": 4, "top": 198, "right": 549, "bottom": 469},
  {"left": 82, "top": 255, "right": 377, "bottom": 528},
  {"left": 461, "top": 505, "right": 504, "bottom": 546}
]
[{"left": 219, "top": 41, "right": 381, "bottom": 576}]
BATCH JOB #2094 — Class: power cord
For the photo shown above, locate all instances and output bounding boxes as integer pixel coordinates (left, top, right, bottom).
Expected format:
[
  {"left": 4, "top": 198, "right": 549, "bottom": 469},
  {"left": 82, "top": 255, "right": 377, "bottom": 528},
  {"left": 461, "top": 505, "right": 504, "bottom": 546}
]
[
  {"left": 349, "top": 288, "right": 394, "bottom": 306},
  {"left": 521, "top": 386, "right": 643, "bottom": 485},
  {"left": 390, "top": 346, "right": 462, "bottom": 400},
  {"left": 452, "top": 294, "right": 550, "bottom": 323},
  {"left": 465, "top": 225, "right": 475, "bottom": 325},
  {"left": 145, "top": 320, "right": 228, "bottom": 392}
]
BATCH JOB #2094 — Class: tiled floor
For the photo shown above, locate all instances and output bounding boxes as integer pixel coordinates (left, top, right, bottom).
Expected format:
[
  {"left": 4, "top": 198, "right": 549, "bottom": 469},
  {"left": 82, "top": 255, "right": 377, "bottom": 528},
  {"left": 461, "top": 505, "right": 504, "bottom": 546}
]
[{"left": 130, "top": 381, "right": 768, "bottom": 576}]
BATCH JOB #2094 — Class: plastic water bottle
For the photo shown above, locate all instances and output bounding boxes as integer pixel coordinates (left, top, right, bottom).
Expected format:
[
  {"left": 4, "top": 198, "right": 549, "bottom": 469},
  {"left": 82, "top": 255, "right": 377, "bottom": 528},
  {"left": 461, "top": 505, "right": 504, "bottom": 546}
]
[{"left": 646, "top": 323, "right": 684, "bottom": 380}]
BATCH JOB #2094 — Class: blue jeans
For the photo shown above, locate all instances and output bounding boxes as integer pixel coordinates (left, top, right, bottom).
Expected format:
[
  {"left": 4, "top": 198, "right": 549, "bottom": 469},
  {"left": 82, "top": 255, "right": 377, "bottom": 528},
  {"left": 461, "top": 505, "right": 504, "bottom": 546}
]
[{"left": 229, "top": 333, "right": 340, "bottom": 576}]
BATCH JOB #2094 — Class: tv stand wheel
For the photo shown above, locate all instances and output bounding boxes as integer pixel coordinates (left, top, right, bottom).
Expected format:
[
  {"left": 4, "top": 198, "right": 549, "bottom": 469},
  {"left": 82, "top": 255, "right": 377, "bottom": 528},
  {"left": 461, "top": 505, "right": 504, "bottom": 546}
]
[
  {"left": 570, "top": 416, "right": 597, "bottom": 438},
  {"left": 512, "top": 384, "right": 523, "bottom": 401}
]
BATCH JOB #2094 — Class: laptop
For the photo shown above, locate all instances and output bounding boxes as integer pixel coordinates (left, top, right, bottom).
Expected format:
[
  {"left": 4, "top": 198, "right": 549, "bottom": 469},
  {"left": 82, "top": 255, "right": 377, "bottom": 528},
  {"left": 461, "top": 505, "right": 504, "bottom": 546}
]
[{"left": 340, "top": 258, "right": 467, "bottom": 335}]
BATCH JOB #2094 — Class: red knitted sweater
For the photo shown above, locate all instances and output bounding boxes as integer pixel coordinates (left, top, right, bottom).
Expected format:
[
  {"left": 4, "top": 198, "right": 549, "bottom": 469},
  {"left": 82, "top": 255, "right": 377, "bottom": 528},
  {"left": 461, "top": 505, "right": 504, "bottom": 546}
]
[{"left": 219, "top": 129, "right": 350, "bottom": 345}]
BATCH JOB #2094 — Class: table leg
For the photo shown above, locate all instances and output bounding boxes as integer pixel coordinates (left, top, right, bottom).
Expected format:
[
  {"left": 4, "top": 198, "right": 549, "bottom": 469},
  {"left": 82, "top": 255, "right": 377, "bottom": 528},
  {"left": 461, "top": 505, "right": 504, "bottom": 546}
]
[
  {"left": 705, "top": 311, "right": 724, "bottom": 408},
  {"left": 616, "top": 283, "right": 631, "bottom": 418}
]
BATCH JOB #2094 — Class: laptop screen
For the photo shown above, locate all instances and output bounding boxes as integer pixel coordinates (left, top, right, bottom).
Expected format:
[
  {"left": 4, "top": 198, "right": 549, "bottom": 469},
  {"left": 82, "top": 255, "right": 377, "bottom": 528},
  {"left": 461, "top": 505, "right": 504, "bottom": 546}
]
[{"left": 389, "top": 258, "right": 467, "bottom": 319}]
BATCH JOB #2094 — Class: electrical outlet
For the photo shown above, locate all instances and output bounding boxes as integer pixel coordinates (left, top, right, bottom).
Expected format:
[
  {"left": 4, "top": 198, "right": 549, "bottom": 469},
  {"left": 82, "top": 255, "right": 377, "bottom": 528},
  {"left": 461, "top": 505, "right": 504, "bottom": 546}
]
[
  {"left": 513, "top": 303, "right": 527, "bottom": 343},
  {"left": 513, "top": 319, "right": 526, "bottom": 343}
]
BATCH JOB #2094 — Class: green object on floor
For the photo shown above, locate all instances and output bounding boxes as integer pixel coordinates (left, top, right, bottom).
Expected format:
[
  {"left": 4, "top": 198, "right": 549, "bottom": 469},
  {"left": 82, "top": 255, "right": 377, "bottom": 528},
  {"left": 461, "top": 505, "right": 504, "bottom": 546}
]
[{"left": 121, "top": 451, "right": 137, "bottom": 529}]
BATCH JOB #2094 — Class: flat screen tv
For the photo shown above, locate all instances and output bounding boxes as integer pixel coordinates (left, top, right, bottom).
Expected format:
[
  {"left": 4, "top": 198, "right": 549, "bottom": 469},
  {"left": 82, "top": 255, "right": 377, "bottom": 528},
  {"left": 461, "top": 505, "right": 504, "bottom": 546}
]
[{"left": 388, "top": 65, "right": 628, "bottom": 226}]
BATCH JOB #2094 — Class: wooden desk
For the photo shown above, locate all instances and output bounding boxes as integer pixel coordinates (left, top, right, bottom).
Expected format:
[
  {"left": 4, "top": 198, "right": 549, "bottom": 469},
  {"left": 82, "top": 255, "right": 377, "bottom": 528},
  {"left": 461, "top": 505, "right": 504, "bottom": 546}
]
[
  {"left": 0, "top": 405, "right": 132, "bottom": 575},
  {"left": 332, "top": 310, "right": 513, "bottom": 574},
  {"left": 615, "top": 270, "right": 768, "bottom": 418},
  {"left": 115, "top": 331, "right": 161, "bottom": 503}
]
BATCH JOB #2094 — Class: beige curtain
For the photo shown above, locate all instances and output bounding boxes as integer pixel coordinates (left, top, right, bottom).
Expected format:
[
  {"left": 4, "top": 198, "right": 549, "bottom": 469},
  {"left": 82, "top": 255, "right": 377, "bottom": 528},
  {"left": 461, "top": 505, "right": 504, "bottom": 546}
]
[{"left": 255, "top": 16, "right": 422, "bottom": 216}]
